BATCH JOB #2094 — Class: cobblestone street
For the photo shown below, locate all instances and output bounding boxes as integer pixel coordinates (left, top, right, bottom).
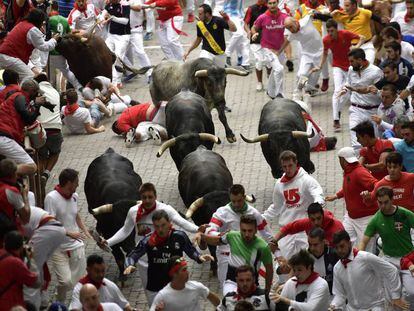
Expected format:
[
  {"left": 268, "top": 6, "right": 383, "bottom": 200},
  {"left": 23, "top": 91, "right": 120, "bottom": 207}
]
[{"left": 45, "top": 9, "right": 353, "bottom": 310}]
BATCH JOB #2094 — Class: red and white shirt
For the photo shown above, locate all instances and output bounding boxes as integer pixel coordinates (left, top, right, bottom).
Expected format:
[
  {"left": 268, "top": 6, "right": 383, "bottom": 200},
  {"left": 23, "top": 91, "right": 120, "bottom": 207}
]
[{"left": 68, "top": 3, "right": 99, "bottom": 31}]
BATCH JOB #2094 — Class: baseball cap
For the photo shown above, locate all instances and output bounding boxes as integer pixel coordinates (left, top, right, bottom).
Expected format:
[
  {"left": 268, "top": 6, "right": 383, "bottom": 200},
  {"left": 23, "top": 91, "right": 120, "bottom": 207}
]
[{"left": 337, "top": 147, "right": 358, "bottom": 163}]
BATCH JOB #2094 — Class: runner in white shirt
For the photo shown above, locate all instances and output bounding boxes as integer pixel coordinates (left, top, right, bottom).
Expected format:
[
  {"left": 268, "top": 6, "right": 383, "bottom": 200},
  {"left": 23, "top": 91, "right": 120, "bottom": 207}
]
[
  {"left": 79, "top": 284, "right": 123, "bottom": 311},
  {"left": 391, "top": 1, "right": 414, "bottom": 36},
  {"left": 45, "top": 168, "right": 93, "bottom": 302},
  {"left": 68, "top": 0, "right": 100, "bottom": 35},
  {"left": 194, "top": 184, "right": 273, "bottom": 289},
  {"left": 330, "top": 230, "right": 408, "bottom": 311},
  {"left": 263, "top": 151, "right": 324, "bottom": 260},
  {"left": 338, "top": 48, "right": 383, "bottom": 149},
  {"left": 150, "top": 257, "right": 220, "bottom": 311},
  {"left": 97, "top": 183, "right": 200, "bottom": 289},
  {"left": 279, "top": 16, "right": 324, "bottom": 96},
  {"left": 23, "top": 206, "right": 67, "bottom": 309},
  {"left": 69, "top": 254, "right": 131, "bottom": 311}
]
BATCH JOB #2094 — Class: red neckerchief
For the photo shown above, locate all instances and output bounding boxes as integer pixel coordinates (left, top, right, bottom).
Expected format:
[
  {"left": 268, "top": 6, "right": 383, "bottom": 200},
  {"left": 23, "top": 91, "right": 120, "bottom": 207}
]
[
  {"left": 49, "top": 11, "right": 59, "bottom": 16},
  {"left": 343, "top": 162, "right": 360, "bottom": 175},
  {"left": 136, "top": 202, "right": 157, "bottom": 223},
  {"left": 280, "top": 166, "right": 300, "bottom": 183},
  {"left": 74, "top": 2, "right": 88, "bottom": 17},
  {"left": 341, "top": 248, "right": 359, "bottom": 268},
  {"left": 405, "top": 12, "right": 412, "bottom": 23},
  {"left": 79, "top": 275, "right": 106, "bottom": 289},
  {"left": 265, "top": 9, "right": 280, "bottom": 17},
  {"left": 294, "top": 271, "right": 319, "bottom": 287},
  {"left": 54, "top": 185, "right": 73, "bottom": 200},
  {"left": 64, "top": 103, "right": 80, "bottom": 116},
  {"left": 148, "top": 226, "right": 174, "bottom": 247},
  {"left": 235, "top": 284, "right": 257, "bottom": 300}
]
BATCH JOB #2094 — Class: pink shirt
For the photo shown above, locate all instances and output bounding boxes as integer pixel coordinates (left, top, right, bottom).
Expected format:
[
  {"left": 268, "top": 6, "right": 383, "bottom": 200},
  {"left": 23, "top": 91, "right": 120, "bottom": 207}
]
[{"left": 254, "top": 10, "right": 288, "bottom": 50}]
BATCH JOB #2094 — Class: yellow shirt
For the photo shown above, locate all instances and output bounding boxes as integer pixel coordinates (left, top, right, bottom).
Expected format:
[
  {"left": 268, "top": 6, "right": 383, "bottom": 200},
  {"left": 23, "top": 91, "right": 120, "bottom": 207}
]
[
  {"left": 332, "top": 8, "right": 372, "bottom": 41},
  {"left": 294, "top": 4, "right": 326, "bottom": 35}
]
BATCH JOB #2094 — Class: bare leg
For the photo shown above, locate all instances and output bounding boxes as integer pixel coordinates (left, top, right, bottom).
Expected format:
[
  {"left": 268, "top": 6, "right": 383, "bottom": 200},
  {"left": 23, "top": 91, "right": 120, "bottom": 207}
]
[{"left": 256, "top": 69, "right": 263, "bottom": 83}]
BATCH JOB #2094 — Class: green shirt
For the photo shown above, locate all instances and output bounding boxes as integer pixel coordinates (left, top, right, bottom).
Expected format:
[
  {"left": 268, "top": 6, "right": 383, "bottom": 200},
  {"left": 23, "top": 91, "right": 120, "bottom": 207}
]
[
  {"left": 49, "top": 15, "right": 71, "bottom": 55},
  {"left": 365, "top": 206, "right": 414, "bottom": 257},
  {"left": 222, "top": 231, "right": 272, "bottom": 269}
]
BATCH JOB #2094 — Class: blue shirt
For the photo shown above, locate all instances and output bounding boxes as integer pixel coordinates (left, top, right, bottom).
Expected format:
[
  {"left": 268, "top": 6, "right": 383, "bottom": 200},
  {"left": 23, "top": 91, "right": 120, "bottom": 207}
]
[
  {"left": 57, "top": 0, "right": 75, "bottom": 17},
  {"left": 394, "top": 139, "right": 414, "bottom": 172}
]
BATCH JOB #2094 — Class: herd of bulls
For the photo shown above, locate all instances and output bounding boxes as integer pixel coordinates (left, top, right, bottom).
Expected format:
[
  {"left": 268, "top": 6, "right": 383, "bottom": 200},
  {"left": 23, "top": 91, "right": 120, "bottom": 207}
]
[{"left": 76, "top": 34, "right": 316, "bottom": 280}]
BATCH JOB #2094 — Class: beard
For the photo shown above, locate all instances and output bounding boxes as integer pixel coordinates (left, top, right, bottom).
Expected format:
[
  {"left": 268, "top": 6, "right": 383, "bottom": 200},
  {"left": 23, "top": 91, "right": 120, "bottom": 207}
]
[{"left": 352, "top": 65, "right": 361, "bottom": 71}]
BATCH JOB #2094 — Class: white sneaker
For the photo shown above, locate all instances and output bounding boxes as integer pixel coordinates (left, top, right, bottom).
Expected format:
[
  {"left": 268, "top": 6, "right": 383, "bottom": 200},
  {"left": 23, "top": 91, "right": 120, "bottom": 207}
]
[
  {"left": 256, "top": 82, "right": 263, "bottom": 92},
  {"left": 148, "top": 126, "right": 162, "bottom": 145},
  {"left": 125, "top": 128, "right": 135, "bottom": 148}
]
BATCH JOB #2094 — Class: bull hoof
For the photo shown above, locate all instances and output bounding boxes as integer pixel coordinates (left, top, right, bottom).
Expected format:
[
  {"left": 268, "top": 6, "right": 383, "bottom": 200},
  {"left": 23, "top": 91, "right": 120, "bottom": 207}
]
[{"left": 226, "top": 136, "right": 237, "bottom": 143}]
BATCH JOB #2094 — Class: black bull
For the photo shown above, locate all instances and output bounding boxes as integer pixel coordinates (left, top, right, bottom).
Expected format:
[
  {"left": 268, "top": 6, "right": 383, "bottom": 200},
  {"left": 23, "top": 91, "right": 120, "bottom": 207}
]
[
  {"left": 55, "top": 34, "right": 151, "bottom": 86},
  {"left": 241, "top": 99, "right": 315, "bottom": 178},
  {"left": 84, "top": 148, "right": 142, "bottom": 278}
]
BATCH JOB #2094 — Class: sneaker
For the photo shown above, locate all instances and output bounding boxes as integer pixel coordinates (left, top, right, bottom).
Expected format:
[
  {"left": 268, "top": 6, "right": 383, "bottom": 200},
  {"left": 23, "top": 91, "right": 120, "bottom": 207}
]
[
  {"left": 276, "top": 93, "right": 284, "bottom": 98},
  {"left": 144, "top": 32, "right": 153, "bottom": 41},
  {"left": 130, "top": 99, "right": 141, "bottom": 106},
  {"left": 40, "top": 171, "right": 50, "bottom": 188},
  {"left": 237, "top": 56, "right": 243, "bottom": 66},
  {"left": 123, "top": 72, "right": 138, "bottom": 82},
  {"left": 187, "top": 12, "right": 195, "bottom": 22},
  {"left": 306, "top": 89, "right": 318, "bottom": 97},
  {"left": 256, "top": 82, "right": 263, "bottom": 92},
  {"left": 333, "top": 120, "right": 341, "bottom": 132},
  {"left": 226, "top": 57, "right": 231, "bottom": 66},
  {"left": 321, "top": 78, "right": 329, "bottom": 92},
  {"left": 224, "top": 105, "right": 232, "bottom": 112},
  {"left": 146, "top": 74, "right": 152, "bottom": 84},
  {"left": 266, "top": 91, "right": 275, "bottom": 100},
  {"left": 125, "top": 128, "right": 136, "bottom": 148},
  {"left": 148, "top": 126, "right": 162, "bottom": 145},
  {"left": 286, "top": 60, "right": 294, "bottom": 72}
]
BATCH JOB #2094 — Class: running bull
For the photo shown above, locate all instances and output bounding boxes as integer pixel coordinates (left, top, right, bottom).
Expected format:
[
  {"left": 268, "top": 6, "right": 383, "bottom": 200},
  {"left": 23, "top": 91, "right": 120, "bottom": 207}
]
[
  {"left": 84, "top": 148, "right": 142, "bottom": 280},
  {"left": 156, "top": 90, "right": 220, "bottom": 170},
  {"left": 241, "top": 98, "right": 316, "bottom": 178},
  {"left": 149, "top": 58, "right": 249, "bottom": 143},
  {"left": 55, "top": 34, "right": 151, "bottom": 86}
]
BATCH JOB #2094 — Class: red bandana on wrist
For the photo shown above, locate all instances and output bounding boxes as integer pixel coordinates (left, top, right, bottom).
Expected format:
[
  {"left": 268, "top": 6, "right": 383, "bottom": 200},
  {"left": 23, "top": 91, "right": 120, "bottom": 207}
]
[
  {"left": 341, "top": 248, "right": 359, "bottom": 268},
  {"left": 294, "top": 271, "right": 319, "bottom": 287},
  {"left": 280, "top": 166, "right": 300, "bottom": 183},
  {"left": 235, "top": 284, "right": 257, "bottom": 300},
  {"left": 54, "top": 185, "right": 72, "bottom": 200},
  {"left": 148, "top": 225, "right": 174, "bottom": 247},
  {"left": 168, "top": 258, "right": 188, "bottom": 277},
  {"left": 136, "top": 202, "right": 157, "bottom": 223},
  {"left": 64, "top": 103, "right": 80, "bottom": 116},
  {"left": 79, "top": 275, "right": 106, "bottom": 289}
]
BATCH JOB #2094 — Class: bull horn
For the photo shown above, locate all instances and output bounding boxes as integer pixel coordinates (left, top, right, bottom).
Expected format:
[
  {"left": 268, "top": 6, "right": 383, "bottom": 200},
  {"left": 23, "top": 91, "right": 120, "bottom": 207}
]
[
  {"left": 92, "top": 204, "right": 113, "bottom": 215},
  {"left": 198, "top": 133, "right": 221, "bottom": 144},
  {"left": 245, "top": 194, "right": 256, "bottom": 203},
  {"left": 80, "top": 37, "right": 88, "bottom": 43},
  {"left": 291, "top": 130, "right": 315, "bottom": 138},
  {"left": 156, "top": 138, "right": 177, "bottom": 157},
  {"left": 240, "top": 133, "right": 269, "bottom": 143},
  {"left": 225, "top": 68, "right": 249, "bottom": 76},
  {"left": 194, "top": 69, "right": 208, "bottom": 78},
  {"left": 186, "top": 197, "right": 204, "bottom": 219}
]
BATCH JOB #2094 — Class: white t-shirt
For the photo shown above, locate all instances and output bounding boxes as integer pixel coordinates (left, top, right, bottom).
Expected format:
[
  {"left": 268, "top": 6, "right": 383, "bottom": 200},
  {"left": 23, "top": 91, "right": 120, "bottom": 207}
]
[
  {"left": 391, "top": 11, "right": 414, "bottom": 36},
  {"left": 44, "top": 190, "right": 84, "bottom": 251},
  {"left": 23, "top": 206, "right": 49, "bottom": 238},
  {"left": 69, "top": 277, "right": 129, "bottom": 310},
  {"left": 129, "top": 0, "right": 144, "bottom": 29},
  {"left": 101, "top": 303, "right": 123, "bottom": 311},
  {"left": 68, "top": 3, "right": 98, "bottom": 31},
  {"left": 37, "top": 81, "right": 62, "bottom": 130},
  {"left": 287, "top": 15, "right": 323, "bottom": 58},
  {"left": 401, "top": 41, "right": 414, "bottom": 64},
  {"left": 150, "top": 281, "right": 209, "bottom": 311},
  {"left": 62, "top": 107, "right": 92, "bottom": 134}
]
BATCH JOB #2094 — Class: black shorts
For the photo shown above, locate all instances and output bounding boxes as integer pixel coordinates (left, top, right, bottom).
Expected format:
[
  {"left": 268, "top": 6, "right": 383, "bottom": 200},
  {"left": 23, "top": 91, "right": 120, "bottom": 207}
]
[{"left": 38, "top": 130, "right": 64, "bottom": 159}]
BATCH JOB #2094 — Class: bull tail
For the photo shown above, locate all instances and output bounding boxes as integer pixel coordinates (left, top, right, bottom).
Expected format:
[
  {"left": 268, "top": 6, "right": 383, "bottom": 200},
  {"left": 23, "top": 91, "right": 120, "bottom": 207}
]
[{"left": 117, "top": 57, "right": 153, "bottom": 75}]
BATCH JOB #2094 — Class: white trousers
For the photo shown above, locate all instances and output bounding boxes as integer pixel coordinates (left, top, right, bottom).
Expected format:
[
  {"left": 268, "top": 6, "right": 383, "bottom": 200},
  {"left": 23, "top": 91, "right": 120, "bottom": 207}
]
[
  {"left": 125, "top": 28, "right": 152, "bottom": 71},
  {"left": 135, "top": 121, "right": 166, "bottom": 141},
  {"left": 145, "top": 10, "right": 155, "bottom": 33},
  {"left": 360, "top": 41, "right": 376, "bottom": 64},
  {"left": 332, "top": 67, "right": 348, "bottom": 120},
  {"left": 251, "top": 43, "right": 270, "bottom": 71},
  {"left": 343, "top": 212, "right": 376, "bottom": 253},
  {"left": 199, "top": 50, "right": 226, "bottom": 68},
  {"left": 24, "top": 223, "right": 66, "bottom": 309},
  {"left": 50, "top": 246, "right": 87, "bottom": 302},
  {"left": 105, "top": 34, "right": 131, "bottom": 84},
  {"left": 297, "top": 53, "right": 321, "bottom": 91},
  {"left": 261, "top": 48, "right": 284, "bottom": 98},
  {"left": 158, "top": 16, "right": 184, "bottom": 60},
  {"left": 349, "top": 105, "right": 378, "bottom": 149},
  {"left": 216, "top": 245, "right": 230, "bottom": 289},
  {"left": 225, "top": 16, "right": 250, "bottom": 66},
  {"left": 29, "top": 48, "right": 49, "bottom": 70},
  {"left": 49, "top": 54, "right": 83, "bottom": 90},
  {"left": 0, "top": 53, "right": 34, "bottom": 82}
]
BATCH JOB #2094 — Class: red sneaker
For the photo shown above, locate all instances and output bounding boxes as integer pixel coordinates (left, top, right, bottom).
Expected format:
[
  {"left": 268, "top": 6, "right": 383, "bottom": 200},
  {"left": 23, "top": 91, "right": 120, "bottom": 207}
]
[
  {"left": 321, "top": 78, "right": 329, "bottom": 92},
  {"left": 187, "top": 13, "right": 195, "bottom": 23}
]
